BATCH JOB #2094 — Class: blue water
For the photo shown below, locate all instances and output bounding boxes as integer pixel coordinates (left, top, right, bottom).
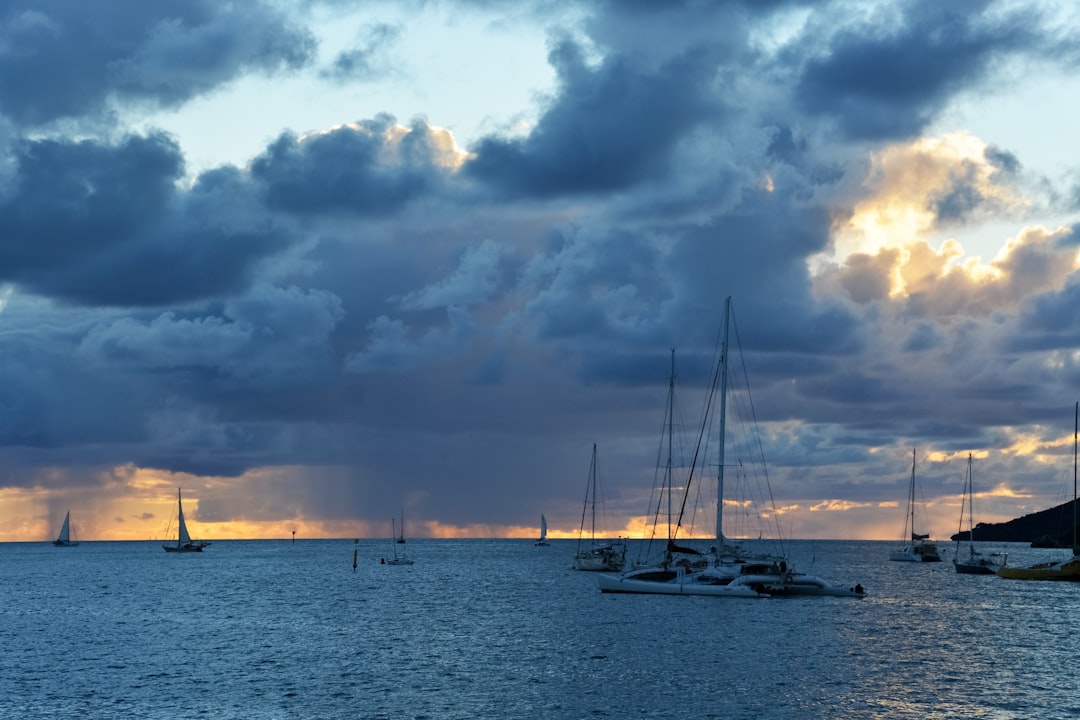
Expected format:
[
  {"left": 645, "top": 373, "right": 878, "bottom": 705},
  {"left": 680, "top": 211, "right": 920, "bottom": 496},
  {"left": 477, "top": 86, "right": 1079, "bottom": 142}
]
[{"left": 1, "top": 539, "right": 1077, "bottom": 719}]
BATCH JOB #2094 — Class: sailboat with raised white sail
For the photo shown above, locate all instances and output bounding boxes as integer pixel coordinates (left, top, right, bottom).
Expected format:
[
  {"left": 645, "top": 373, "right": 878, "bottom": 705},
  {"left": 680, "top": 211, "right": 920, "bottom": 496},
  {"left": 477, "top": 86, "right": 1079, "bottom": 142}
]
[
  {"left": 598, "top": 297, "right": 865, "bottom": 598},
  {"left": 162, "top": 488, "right": 209, "bottom": 553},
  {"left": 535, "top": 515, "right": 549, "bottom": 546},
  {"left": 53, "top": 511, "right": 79, "bottom": 547}
]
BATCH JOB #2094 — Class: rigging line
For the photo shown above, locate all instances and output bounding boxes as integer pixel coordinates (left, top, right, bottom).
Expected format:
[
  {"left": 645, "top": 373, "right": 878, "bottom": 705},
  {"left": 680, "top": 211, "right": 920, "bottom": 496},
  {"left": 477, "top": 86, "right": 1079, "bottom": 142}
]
[
  {"left": 673, "top": 320, "right": 726, "bottom": 540},
  {"left": 730, "top": 306, "right": 787, "bottom": 557},
  {"left": 576, "top": 444, "right": 593, "bottom": 548}
]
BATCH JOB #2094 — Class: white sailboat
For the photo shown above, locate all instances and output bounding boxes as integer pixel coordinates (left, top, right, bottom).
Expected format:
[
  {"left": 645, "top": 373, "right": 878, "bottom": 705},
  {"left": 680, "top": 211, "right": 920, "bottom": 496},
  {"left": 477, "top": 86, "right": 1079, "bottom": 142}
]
[
  {"left": 953, "top": 453, "right": 1005, "bottom": 574},
  {"left": 572, "top": 444, "right": 626, "bottom": 571},
  {"left": 535, "top": 515, "right": 549, "bottom": 546},
  {"left": 598, "top": 297, "right": 865, "bottom": 598},
  {"left": 889, "top": 450, "right": 941, "bottom": 562},
  {"left": 52, "top": 511, "right": 79, "bottom": 547},
  {"left": 383, "top": 517, "right": 414, "bottom": 565},
  {"left": 162, "top": 488, "right": 209, "bottom": 553}
]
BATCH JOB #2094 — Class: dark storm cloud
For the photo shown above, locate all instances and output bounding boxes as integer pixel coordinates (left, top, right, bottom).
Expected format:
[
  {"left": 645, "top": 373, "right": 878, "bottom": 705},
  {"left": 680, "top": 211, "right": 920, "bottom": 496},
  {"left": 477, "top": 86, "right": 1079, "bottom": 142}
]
[
  {"left": 250, "top": 116, "right": 450, "bottom": 216},
  {"left": 795, "top": 0, "right": 1040, "bottom": 140},
  {"left": 465, "top": 38, "right": 719, "bottom": 198},
  {"left": 4, "top": 0, "right": 1080, "bottom": 540},
  {"left": 0, "top": 133, "right": 293, "bottom": 306},
  {"left": 0, "top": 133, "right": 181, "bottom": 274},
  {"left": 0, "top": 0, "right": 315, "bottom": 126}
]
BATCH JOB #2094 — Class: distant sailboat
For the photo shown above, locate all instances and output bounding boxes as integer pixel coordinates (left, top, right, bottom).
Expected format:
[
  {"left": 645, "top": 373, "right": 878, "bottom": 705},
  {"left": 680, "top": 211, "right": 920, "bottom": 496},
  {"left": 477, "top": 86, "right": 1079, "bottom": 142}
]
[
  {"left": 535, "top": 515, "right": 549, "bottom": 546},
  {"left": 162, "top": 488, "right": 210, "bottom": 553},
  {"left": 383, "top": 517, "right": 414, "bottom": 565},
  {"left": 53, "top": 511, "right": 79, "bottom": 547}
]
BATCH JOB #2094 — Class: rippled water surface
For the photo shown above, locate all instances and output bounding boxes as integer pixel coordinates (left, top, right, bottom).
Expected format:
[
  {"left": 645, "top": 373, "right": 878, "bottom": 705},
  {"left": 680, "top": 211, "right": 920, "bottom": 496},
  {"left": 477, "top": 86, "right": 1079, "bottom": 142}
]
[{"left": 2, "top": 539, "right": 1079, "bottom": 719}]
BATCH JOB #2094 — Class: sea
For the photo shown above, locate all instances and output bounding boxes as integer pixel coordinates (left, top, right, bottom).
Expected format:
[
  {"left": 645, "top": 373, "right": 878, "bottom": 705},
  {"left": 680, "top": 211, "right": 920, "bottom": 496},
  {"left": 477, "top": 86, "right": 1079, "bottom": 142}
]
[{"left": 2, "top": 538, "right": 1078, "bottom": 720}]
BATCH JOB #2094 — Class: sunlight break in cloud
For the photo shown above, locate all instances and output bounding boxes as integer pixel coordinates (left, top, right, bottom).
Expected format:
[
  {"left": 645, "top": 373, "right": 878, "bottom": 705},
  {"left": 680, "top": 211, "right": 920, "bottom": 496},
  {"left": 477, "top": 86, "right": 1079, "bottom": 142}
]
[
  {"left": 823, "top": 132, "right": 1029, "bottom": 295},
  {"left": 299, "top": 120, "right": 470, "bottom": 170}
]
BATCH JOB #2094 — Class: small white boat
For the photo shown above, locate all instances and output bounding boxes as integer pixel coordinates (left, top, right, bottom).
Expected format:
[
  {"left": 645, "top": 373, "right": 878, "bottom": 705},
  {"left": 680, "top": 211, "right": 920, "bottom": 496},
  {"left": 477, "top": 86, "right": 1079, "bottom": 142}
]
[
  {"left": 52, "top": 511, "right": 79, "bottom": 547},
  {"left": 162, "top": 488, "right": 210, "bottom": 553}
]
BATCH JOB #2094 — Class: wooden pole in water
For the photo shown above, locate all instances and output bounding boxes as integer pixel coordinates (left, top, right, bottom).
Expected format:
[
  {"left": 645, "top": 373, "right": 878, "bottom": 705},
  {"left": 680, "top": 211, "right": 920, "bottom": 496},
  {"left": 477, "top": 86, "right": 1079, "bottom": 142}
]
[{"left": 353, "top": 538, "right": 358, "bottom": 571}]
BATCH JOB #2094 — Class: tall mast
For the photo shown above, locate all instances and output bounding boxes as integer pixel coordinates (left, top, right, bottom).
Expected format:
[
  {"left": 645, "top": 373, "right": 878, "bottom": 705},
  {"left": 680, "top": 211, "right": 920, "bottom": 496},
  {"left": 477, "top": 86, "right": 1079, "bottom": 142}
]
[
  {"left": 1073, "top": 401, "right": 1078, "bottom": 555},
  {"left": 666, "top": 348, "right": 675, "bottom": 540},
  {"left": 972, "top": 453, "right": 980, "bottom": 561},
  {"left": 716, "top": 296, "right": 731, "bottom": 547},
  {"left": 591, "top": 443, "right": 598, "bottom": 539},
  {"left": 910, "top": 449, "right": 916, "bottom": 545}
]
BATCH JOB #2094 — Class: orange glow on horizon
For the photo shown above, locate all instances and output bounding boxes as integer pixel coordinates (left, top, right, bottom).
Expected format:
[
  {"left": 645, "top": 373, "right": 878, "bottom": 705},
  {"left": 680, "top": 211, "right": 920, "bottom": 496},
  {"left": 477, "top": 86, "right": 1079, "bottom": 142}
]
[{"left": 0, "top": 455, "right": 1072, "bottom": 542}]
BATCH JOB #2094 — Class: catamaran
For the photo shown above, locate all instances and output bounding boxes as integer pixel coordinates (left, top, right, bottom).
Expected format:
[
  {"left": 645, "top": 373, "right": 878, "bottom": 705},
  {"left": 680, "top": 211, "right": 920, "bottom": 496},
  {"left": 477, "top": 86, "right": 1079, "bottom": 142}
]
[{"left": 597, "top": 297, "right": 865, "bottom": 598}]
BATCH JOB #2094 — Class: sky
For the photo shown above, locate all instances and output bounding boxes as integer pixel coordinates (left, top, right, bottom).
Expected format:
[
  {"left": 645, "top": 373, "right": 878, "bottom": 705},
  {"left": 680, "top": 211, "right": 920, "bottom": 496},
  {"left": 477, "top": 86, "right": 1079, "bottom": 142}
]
[{"left": 3, "top": 0, "right": 1080, "bottom": 543}]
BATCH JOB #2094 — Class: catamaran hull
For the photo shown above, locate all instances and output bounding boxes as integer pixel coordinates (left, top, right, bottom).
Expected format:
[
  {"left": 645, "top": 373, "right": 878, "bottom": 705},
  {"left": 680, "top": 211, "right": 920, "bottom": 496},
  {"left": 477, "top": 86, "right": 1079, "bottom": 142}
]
[
  {"left": 781, "top": 575, "right": 866, "bottom": 597},
  {"left": 596, "top": 573, "right": 765, "bottom": 597},
  {"left": 574, "top": 557, "right": 623, "bottom": 571}
]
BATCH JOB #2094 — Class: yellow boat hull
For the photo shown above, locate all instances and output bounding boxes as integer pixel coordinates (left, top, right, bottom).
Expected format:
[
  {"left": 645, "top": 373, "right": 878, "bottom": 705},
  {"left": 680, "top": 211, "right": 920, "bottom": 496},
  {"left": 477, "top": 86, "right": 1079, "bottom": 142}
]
[{"left": 997, "top": 558, "right": 1080, "bottom": 580}]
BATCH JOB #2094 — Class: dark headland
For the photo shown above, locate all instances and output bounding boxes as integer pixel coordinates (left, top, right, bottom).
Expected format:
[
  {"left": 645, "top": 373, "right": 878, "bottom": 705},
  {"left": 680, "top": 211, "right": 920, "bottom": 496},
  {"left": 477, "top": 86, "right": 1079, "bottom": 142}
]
[{"left": 954, "top": 498, "right": 1079, "bottom": 548}]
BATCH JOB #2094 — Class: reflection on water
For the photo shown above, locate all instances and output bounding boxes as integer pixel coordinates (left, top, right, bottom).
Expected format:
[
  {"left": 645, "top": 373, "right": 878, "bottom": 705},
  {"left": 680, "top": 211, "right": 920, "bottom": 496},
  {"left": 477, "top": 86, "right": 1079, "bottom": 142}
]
[{"left": 1, "top": 539, "right": 1079, "bottom": 719}]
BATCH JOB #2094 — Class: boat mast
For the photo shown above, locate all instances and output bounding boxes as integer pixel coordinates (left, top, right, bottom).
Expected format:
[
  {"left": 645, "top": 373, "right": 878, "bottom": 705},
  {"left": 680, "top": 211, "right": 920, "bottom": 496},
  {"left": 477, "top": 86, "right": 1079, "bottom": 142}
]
[
  {"left": 716, "top": 296, "right": 731, "bottom": 548},
  {"left": 909, "top": 449, "right": 916, "bottom": 547},
  {"left": 592, "top": 445, "right": 598, "bottom": 541},
  {"left": 966, "top": 454, "right": 974, "bottom": 558},
  {"left": 666, "top": 348, "right": 675, "bottom": 541}
]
